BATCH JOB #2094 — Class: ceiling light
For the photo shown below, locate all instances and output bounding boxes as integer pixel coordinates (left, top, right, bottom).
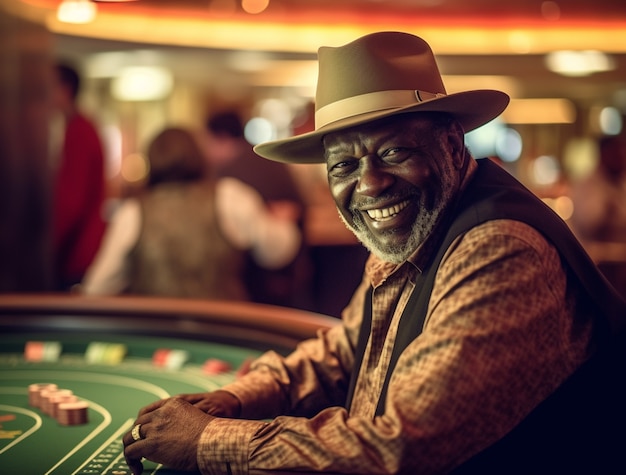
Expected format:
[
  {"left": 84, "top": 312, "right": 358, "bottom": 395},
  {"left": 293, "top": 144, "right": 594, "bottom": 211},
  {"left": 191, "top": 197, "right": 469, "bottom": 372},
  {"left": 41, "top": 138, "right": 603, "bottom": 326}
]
[
  {"left": 241, "top": 0, "right": 270, "bottom": 14},
  {"left": 501, "top": 98, "right": 576, "bottom": 124},
  {"left": 111, "top": 66, "right": 174, "bottom": 101},
  {"left": 57, "top": 0, "right": 97, "bottom": 24},
  {"left": 545, "top": 50, "right": 615, "bottom": 77}
]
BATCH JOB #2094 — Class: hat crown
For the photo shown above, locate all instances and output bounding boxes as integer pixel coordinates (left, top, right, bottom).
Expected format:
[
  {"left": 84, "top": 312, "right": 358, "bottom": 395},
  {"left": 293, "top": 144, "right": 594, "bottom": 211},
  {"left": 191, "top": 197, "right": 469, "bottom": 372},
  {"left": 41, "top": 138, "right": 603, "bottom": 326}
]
[
  {"left": 253, "top": 31, "right": 509, "bottom": 164},
  {"left": 315, "top": 31, "right": 447, "bottom": 111}
]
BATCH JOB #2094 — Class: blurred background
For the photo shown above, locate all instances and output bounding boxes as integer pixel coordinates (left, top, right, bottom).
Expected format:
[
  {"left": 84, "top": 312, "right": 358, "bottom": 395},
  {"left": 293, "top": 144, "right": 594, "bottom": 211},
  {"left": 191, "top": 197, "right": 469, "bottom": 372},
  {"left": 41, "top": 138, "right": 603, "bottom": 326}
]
[{"left": 2, "top": 0, "right": 626, "bottom": 314}]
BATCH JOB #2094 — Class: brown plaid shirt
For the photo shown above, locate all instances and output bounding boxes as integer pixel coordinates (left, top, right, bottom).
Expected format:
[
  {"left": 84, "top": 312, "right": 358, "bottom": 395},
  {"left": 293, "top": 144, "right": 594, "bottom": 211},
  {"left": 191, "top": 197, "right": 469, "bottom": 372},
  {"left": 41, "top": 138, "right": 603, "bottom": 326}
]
[{"left": 199, "top": 220, "right": 595, "bottom": 474}]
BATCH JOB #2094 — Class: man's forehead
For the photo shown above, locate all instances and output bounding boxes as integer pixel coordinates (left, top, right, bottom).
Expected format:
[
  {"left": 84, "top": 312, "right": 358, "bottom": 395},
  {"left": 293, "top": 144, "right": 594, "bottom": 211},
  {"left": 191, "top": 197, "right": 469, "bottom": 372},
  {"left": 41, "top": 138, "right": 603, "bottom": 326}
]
[{"left": 322, "top": 113, "right": 438, "bottom": 150}]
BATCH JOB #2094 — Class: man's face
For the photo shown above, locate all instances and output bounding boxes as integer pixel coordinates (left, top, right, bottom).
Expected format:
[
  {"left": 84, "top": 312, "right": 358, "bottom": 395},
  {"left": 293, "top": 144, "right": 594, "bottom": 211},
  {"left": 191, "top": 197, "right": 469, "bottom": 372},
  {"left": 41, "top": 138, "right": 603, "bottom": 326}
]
[{"left": 324, "top": 114, "right": 464, "bottom": 264}]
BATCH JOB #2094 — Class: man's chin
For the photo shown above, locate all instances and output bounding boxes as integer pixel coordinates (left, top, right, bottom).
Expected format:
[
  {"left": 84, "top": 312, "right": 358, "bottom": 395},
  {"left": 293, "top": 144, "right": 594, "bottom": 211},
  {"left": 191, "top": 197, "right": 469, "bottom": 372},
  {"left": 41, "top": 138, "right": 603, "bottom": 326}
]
[
  {"left": 355, "top": 231, "right": 412, "bottom": 264},
  {"left": 340, "top": 213, "right": 412, "bottom": 263}
]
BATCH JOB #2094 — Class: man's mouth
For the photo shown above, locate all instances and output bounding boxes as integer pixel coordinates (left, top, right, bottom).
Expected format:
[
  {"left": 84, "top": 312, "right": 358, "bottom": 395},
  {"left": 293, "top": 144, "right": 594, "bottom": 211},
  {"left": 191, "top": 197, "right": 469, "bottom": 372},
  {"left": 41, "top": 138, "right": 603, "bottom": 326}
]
[{"left": 365, "top": 200, "right": 410, "bottom": 221}]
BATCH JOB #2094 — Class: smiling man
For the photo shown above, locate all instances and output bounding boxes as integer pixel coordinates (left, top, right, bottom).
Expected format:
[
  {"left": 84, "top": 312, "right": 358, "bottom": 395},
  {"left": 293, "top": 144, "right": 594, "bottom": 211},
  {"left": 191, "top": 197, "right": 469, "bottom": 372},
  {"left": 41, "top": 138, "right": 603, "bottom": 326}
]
[
  {"left": 123, "top": 32, "right": 626, "bottom": 475},
  {"left": 324, "top": 113, "right": 466, "bottom": 264}
]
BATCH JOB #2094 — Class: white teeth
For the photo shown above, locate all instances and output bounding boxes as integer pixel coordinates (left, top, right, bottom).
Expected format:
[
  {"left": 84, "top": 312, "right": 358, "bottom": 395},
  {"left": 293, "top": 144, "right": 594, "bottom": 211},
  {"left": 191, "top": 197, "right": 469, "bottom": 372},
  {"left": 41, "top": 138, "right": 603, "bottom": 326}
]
[{"left": 366, "top": 200, "right": 409, "bottom": 221}]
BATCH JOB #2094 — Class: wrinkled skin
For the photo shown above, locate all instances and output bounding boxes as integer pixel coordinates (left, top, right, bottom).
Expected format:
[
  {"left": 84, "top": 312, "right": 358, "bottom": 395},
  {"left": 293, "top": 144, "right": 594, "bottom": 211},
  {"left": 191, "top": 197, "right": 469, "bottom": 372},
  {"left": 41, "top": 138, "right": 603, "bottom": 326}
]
[
  {"left": 176, "top": 390, "right": 242, "bottom": 417},
  {"left": 123, "top": 390, "right": 240, "bottom": 474},
  {"left": 324, "top": 113, "right": 467, "bottom": 264}
]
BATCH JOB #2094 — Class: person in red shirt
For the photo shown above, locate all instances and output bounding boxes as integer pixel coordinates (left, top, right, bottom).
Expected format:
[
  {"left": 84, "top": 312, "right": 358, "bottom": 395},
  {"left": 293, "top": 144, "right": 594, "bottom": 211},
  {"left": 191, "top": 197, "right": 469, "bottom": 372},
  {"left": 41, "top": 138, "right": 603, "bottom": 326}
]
[{"left": 51, "top": 62, "right": 107, "bottom": 291}]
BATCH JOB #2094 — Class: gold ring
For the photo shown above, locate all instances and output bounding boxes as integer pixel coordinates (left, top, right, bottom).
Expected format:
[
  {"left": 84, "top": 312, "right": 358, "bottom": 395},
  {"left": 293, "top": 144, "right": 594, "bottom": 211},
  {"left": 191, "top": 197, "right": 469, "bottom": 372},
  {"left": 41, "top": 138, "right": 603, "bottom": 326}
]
[{"left": 131, "top": 423, "right": 143, "bottom": 441}]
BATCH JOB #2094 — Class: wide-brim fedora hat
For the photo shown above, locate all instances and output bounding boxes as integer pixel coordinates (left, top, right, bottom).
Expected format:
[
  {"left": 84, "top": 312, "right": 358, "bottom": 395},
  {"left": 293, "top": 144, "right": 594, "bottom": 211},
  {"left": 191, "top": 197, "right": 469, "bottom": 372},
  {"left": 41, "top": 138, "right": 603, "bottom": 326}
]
[{"left": 254, "top": 31, "right": 510, "bottom": 164}]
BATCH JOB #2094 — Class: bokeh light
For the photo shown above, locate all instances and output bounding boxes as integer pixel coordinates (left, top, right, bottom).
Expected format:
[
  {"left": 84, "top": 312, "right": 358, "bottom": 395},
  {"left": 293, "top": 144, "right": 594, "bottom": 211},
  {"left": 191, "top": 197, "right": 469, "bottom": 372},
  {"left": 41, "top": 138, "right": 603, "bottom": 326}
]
[
  {"left": 563, "top": 137, "right": 598, "bottom": 181},
  {"left": 111, "top": 66, "right": 174, "bottom": 101},
  {"left": 495, "top": 127, "right": 522, "bottom": 163},
  {"left": 599, "top": 106, "right": 623, "bottom": 136},
  {"left": 244, "top": 117, "right": 276, "bottom": 145},
  {"left": 531, "top": 155, "right": 561, "bottom": 186},
  {"left": 121, "top": 153, "right": 149, "bottom": 183}
]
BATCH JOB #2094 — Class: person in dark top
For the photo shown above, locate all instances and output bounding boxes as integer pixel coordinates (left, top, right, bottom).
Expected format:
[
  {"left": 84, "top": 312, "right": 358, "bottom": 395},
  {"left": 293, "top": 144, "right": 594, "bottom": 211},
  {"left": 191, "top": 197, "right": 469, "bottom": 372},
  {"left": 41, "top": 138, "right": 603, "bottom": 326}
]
[{"left": 205, "top": 110, "right": 310, "bottom": 308}]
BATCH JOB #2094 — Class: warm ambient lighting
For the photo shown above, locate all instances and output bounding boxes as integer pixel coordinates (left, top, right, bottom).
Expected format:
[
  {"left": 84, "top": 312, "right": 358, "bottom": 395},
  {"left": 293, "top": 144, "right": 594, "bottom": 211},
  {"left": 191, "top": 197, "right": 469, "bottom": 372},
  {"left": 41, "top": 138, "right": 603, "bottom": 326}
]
[
  {"left": 110, "top": 66, "right": 174, "bottom": 101},
  {"left": 545, "top": 50, "right": 616, "bottom": 77},
  {"left": 56, "top": 0, "right": 97, "bottom": 24},
  {"left": 241, "top": 0, "right": 270, "bottom": 14},
  {"left": 501, "top": 98, "right": 576, "bottom": 124}
]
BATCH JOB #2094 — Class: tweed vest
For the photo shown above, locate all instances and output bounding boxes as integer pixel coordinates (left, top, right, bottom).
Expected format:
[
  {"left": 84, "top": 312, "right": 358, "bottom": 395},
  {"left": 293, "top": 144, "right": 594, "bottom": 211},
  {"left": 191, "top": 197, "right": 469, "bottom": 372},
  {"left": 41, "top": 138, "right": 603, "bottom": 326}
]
[
  {"left": 347, "top": 158, "right": 626, "bottom": 473},
  {"left": 128, "top": 180, "right": 246, "bottom": 300}
]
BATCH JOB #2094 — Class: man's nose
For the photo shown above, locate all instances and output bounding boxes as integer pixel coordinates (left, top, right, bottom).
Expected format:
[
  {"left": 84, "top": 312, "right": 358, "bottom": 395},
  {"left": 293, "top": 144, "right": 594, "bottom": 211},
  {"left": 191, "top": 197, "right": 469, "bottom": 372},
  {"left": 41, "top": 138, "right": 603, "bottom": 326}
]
[{"left": 355, "top": 155, "right": 394, "bottom": 197}]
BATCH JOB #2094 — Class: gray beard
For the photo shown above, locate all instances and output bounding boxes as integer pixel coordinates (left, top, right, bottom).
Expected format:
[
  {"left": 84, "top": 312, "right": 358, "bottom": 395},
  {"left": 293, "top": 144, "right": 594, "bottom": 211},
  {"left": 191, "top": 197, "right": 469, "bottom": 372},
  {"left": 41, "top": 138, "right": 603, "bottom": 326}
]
[{"left": 338, "top": 198, "right": 447, "bottom": 264}]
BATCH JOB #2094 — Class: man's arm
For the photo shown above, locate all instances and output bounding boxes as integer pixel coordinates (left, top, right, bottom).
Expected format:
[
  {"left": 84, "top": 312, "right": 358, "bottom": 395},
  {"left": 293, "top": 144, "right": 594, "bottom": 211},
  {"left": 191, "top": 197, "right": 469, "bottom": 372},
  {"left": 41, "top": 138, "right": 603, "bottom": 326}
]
[{"left": 198, "top": 221, "right": 594, "bottom": 475}]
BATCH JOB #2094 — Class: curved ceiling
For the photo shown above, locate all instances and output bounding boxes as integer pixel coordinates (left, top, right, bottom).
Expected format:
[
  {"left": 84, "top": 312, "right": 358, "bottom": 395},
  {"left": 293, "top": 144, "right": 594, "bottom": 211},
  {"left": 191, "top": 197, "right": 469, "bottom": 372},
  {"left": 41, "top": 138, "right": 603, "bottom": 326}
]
[
  {"left": 8, "top": 0, "right": 626, "bottom": 109},
  {"left": 13, "top": 0, "right": 626, "bottom": 53}
]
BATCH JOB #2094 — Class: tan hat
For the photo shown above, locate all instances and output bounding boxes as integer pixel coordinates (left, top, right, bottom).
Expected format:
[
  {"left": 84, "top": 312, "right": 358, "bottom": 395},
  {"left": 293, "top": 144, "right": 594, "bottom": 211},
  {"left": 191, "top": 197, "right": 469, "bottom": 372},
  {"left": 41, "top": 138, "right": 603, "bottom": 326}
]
[{"left": 254, "top": 31, "right": 509, "bottom": 164}]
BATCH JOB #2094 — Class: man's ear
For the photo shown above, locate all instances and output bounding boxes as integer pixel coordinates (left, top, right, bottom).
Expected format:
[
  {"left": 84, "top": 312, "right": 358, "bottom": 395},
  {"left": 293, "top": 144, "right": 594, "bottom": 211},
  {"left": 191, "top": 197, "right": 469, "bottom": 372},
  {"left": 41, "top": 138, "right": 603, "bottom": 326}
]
[{"left": 446, "top": 121, "right": 466, "bottom": 169}]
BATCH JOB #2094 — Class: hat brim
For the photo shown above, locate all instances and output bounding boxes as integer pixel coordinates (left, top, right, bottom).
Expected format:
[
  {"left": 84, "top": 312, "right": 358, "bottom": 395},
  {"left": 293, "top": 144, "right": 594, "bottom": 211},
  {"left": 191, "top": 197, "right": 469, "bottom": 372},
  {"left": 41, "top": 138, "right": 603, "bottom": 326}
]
[{"left": 254, "top": 89, "right": 509, "bottom": 164}]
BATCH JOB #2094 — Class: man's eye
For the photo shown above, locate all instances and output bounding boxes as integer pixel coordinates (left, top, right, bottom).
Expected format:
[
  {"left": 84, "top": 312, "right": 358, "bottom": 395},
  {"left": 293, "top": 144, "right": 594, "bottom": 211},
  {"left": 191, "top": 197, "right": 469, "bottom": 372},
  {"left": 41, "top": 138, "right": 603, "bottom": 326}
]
[
  {"left": 382, "top": 147, "right": 404, "bottom": 158},
  {"left": 328, "top": 160, "right": 355, "bottom": 175},
  {"left": 382, "top": 147, "right": 414, "bottom": 162}
]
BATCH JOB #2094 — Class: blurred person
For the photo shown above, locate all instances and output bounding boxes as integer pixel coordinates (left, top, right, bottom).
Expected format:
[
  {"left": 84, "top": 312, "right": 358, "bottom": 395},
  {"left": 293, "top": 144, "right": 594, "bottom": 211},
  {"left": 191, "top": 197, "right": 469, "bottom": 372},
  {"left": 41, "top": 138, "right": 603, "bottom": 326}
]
[
  {"left": 123, "top": 32, "right": 626, "bottom": 474},
  {"left": 51, "top": 62, "right": 107, "bottom": 291},
  {"left": 570, "top": 134, "right": 626, "bottom": 296},
  {"left": 81, "top": 126, "right": 300, "bottom": 300},
  {"left": 204, "top": 110, "right": 310, "bottom": 308}
]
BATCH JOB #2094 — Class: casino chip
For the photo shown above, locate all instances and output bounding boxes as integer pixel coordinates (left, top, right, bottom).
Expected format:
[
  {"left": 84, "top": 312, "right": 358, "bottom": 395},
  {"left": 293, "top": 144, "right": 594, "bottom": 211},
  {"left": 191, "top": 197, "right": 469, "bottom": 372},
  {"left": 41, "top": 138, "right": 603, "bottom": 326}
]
[
  {"left": 152, "top": 348, "right": 189, "bottom": 369},
  {"left": 50, "top": 391, "right": 78, "bottom": 419},
  {"left": 202, "top": 358, "right": 232, "bottom": 375},
  {"left": 85, "top": 342, "right": 127, "bottom": 365},
  {"left": 28, "top": 383, "right": 89, "bottom": 425},
  {"left": 57, "top": 401, "right": 89, "bottom": 426},
  {"left": 40, "top": 388, "right": 74, "bottom": 416},
  {"left": 28, "top": 383, "right": 57, "bottom": 408},
  {"left": 24, "top": 341, "right": 62, "bottom": 362}
]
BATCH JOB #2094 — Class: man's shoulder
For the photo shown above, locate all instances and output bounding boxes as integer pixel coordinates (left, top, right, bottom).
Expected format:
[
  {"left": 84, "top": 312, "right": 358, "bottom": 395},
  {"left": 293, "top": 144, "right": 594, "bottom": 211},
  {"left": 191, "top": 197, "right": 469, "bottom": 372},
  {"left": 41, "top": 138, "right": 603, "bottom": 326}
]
[{"left": 461, "top": 219, "right": 552, "bottom": 254}]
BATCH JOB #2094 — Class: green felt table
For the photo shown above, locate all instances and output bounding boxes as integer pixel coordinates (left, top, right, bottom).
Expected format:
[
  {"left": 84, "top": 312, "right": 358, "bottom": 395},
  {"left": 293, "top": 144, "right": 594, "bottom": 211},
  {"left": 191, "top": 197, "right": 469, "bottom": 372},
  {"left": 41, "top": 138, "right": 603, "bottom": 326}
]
[{"left": 0, "top": 294, "right": 337, "bottom": 475}]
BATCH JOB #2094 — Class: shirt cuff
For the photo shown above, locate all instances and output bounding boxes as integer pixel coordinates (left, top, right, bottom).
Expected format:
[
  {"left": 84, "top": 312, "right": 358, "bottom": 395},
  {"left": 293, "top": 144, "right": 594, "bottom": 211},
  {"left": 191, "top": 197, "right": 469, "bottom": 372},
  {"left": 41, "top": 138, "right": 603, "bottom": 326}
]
[
  {"left": 198, "top": 417, "right": 268, "bottom": 475},
  {"left": 219, "top": 369, "right": 284, "bottom": 419}
]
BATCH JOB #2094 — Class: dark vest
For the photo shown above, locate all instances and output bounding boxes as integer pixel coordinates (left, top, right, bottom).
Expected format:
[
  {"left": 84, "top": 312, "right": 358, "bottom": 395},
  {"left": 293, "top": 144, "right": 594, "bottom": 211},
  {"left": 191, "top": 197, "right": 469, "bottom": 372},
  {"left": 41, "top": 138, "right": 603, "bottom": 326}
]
[
  {"left": 347, "top": 159, "right": 626, "bottom": 473},
  {"left": 129, "top": 181, "right": 246, "bottom": 300}
]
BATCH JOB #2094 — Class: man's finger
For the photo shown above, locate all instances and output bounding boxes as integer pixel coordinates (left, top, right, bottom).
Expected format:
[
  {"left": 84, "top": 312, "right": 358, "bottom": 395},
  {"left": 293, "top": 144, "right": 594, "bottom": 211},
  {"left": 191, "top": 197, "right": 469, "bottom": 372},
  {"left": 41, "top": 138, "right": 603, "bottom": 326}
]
[{"left": 124, "top": 456, "right": 143, "bottom": 475}]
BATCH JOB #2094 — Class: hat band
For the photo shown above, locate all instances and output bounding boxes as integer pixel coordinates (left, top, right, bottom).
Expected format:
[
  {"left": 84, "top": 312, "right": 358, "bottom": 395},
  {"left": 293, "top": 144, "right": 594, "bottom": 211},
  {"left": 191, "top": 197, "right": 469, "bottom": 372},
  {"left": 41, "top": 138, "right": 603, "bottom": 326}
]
[{"left": 315, "top": 89, "right": 446, "bottom": 130}]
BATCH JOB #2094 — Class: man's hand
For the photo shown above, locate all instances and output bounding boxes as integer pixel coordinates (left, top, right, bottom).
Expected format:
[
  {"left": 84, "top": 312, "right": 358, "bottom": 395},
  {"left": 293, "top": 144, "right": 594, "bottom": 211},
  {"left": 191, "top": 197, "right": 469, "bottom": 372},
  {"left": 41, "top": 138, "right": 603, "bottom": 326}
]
[
  {"left": 176, "top": 390, "right": 241, "bottom": 419},
  {"left": 123, "top": 397, "right": 214, "bottom": 475},
  {"left": 176, "top": 390, "right": 242, "bottom": 417}
]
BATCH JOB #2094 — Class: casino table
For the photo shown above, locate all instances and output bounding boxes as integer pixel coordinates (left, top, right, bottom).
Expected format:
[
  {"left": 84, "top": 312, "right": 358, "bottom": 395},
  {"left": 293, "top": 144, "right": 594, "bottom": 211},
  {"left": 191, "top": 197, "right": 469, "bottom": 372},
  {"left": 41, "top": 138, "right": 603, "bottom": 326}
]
[{"left": 0, "top": 294, "right": 338, "bottom": 475}]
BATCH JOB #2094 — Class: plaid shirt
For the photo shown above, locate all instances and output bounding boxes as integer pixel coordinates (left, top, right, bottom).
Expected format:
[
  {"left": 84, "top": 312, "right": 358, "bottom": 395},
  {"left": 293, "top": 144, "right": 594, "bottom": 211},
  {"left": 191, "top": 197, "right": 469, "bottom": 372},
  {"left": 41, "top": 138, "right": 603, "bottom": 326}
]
[{"left": 199, "top": 174, "right": 595, "bottom": 475}]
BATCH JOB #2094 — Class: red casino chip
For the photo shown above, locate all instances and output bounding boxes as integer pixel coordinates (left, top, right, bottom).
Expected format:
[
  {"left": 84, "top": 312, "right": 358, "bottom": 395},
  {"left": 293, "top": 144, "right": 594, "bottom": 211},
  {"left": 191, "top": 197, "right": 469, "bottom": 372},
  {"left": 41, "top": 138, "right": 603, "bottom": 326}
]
[
  {"left": 152, "top": 348, "right": 189, "bottom": 369},
  {"left": 202, "top": 358, "right": 231, "bottom": 375},
  {"left": 24, "top": 341, "right": 62, "bottom": 362}
]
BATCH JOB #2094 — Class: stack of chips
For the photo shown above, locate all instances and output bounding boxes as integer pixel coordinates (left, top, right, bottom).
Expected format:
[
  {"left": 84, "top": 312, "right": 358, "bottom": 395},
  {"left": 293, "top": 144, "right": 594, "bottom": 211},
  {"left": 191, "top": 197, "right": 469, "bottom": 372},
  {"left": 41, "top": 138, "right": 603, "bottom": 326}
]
[
  {"left": 41, "top": 388, "right": 75, "bottom": 417},
  {"left": 24, "top": 341, "right": 62, "bottom": 362},
  {"left": 28, "top": 383, "right": 57, "bottom": 407},
  {"left": 28, "top": 383, "right": 88, "bottom": 426},
  {"left": 56, "top": 401, "right": 89, "bottom": 426},
  {"left": 152, "top": 348, "right": 189, "bottom": 370},
  {"left": 85, "top": 342, "right": 127, "bottom": 365},
  {"left": 202, "top": 358, "right": 232, "bottom": 375}
]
